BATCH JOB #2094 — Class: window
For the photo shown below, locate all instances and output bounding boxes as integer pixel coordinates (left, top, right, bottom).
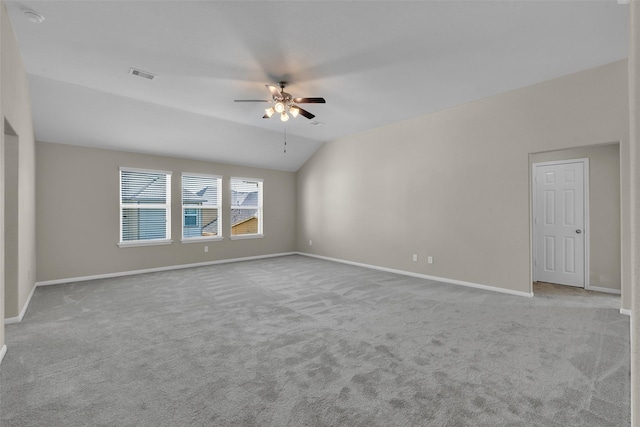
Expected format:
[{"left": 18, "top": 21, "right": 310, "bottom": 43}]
[
  {"left": 182, "top": 173, "right": 222, "bottom": 241},
  {"left": 184, "top": 209, "right": 198, "bottom": 227},
  {"left": 230, "top": 177, "right": 263, "bottom": 239},
  {"left": 119, "top": 168, "right": 172, "bottom": 246}
]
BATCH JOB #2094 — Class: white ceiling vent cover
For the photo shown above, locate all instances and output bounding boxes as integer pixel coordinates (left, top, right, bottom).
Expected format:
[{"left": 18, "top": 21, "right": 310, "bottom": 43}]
[{"left": 128, "top": 67, "right": 156, "bottom": 80}]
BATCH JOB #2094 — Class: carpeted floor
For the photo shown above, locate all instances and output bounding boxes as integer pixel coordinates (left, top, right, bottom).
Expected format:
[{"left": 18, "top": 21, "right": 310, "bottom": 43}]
[{"left": 0, "top": 255, "right": 630, "bottom": 426}]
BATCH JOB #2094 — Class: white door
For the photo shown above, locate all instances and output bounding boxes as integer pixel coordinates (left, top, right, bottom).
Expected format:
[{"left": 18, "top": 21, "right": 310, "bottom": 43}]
[{"left": 533, "top": 160, "right": 587, "bottom": 288}]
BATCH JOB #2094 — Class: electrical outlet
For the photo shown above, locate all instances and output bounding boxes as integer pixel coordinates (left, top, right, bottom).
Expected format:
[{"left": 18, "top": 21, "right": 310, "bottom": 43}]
[
  {"left": 428, "top": 256, "right": 433, "bottom": 264},
  {"left": 204, "top": 246, "right": 208, "bottom": 253},
  {"left": 412, "top": 254, "right": 418, "bottom": 262}
]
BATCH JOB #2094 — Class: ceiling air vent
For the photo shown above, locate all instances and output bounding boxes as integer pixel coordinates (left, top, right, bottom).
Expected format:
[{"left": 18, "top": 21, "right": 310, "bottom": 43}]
[{"left": 128, "top": 67, "right": 156, "bottom": 80}]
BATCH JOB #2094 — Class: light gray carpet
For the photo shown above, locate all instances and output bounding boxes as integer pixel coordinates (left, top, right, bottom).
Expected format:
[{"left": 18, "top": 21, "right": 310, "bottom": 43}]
[{"left": 1, "top": 255, "right": 630, "bottom": 426}]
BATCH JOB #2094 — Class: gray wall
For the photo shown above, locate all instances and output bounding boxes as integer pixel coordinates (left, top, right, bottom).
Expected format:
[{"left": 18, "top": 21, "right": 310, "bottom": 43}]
[
  {"left": 36, "top": 142, "right": 297, "bottom": 282},
  {"left": 297, "top": 61, "right": 630, "bottom": 304},
  {"left": 530, "top": 144, "right": 621, "bottom": 292}
]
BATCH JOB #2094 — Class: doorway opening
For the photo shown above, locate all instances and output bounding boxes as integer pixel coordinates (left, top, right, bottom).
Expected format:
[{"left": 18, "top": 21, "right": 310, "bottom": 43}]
[
  {"left": 4, "top": 120, "right": 19, "bottom": 319},
  {"left": 532, "top": 158, "right": 589, "bottom": 288},
  {"left": 529, "top": 144, "right": 622, "bottom": 298}
]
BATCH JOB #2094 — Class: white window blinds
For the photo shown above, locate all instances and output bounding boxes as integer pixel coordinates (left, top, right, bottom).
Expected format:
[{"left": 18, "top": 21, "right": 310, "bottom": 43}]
[
  {"left": 120, "top": 168, "right": 171, "bottom": 244},
  {"left": 182, "top": 173, "right": 222, "bottom": 239},
  {"left": 230, "top": 177, "right": 263, "bottom": 237}
]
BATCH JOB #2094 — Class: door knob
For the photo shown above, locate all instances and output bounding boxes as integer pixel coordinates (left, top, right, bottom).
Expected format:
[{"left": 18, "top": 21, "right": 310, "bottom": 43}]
[{"left": 576, "top": 229, "right": 582, "bottom": 234}]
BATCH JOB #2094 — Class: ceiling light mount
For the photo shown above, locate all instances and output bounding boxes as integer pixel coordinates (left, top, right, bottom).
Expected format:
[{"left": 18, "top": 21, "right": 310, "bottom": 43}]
[{"left": 23, "top": 9, "right": 45, "bottom": 23}]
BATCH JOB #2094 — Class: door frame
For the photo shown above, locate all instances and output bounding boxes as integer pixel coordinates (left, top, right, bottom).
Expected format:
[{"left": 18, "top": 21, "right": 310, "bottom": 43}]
[{"left": 531, "top": 158, "right": 590, "bottom": 290}]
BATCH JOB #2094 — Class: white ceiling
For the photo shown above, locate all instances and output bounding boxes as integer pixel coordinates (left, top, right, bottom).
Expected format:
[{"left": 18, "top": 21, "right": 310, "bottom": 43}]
[{"left": 6, "top": 1, "right": 629, "bottom": 172}]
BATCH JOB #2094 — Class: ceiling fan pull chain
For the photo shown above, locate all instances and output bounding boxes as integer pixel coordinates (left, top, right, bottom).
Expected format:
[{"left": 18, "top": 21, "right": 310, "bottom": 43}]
[{"left": 284, "top": 125, "right": 287, "bottom": 154}]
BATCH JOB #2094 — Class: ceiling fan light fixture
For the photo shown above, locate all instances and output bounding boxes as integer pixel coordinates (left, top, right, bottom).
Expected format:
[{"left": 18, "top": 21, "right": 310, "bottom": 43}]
[
  {"left": 274, "top": 102, "right": 286, "bottom": 113},
  {"left": 235, "top": 82, "right": 325, "bottom": 122}
]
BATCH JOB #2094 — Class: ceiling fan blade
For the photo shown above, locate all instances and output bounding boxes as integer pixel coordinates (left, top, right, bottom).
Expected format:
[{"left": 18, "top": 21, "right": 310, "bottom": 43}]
[
  {"left": 296, "top": 106, "right": 316, "bottom": 120},
  {"left": 262, "top": 114, "right": 271, "bottom": 119},
  {"left": 266, "top": 85, "right": 282, "bottom": 99},
  {"left": 234, "top": 99, "right": 270, "bottom": 102},
  {"left": 293, "top": 97, "right": 326, "bottom": 104}
]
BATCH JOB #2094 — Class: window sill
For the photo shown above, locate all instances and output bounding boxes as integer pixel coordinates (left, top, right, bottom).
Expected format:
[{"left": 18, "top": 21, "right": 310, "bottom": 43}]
[
  {"left": 181, "top": 236, "right": 224, "bottom": 244},
  {"left": 230, "top": 234, "right": 264, "bottom": 241},
  {"left": 118, "top": 239, "right": 173, "bottom": 248}
]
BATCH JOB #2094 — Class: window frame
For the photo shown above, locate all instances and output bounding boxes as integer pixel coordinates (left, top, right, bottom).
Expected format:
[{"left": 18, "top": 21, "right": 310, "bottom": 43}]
[
  {"left": 230, "top": 177, "right": 264, "bottom": 240},
  {"left": 181, "top": 172, "right": 223, "bottom": 243},
  {"left": 118, "top": 167, "right": 172, "bottom": 248}
]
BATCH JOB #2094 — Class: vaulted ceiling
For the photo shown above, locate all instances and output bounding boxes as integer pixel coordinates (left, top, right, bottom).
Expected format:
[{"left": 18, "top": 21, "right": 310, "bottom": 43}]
[{"left": 6, "top": 1, "right": 629, "bottom": 171}]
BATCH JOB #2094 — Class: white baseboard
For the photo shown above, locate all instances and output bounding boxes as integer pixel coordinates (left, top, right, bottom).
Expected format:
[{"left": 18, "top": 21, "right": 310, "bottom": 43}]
[
  {"left": 3, "top": 252, "right": 296, "bottom": 325},
  {"left": 5, "top": 283, "right": 37, "bottom": 325},
  {"left": 587, "top": 285, "right": 622, "bottom": 295},
  {"left": 36, "top": 252, "right": 297, "bottom": 287},
  {"left": 0, "top": 344, "right": 6, "bottom": 364},
  {"left": 297, "top": 252, "right": 534, "bottom": 298},
  {"left": 15, "top": 252, "right": 629, "bottom": 325}
]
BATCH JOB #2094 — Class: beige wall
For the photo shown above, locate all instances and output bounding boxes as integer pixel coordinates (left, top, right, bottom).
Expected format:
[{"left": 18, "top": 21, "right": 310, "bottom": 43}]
[
  {"left": 36, "top": 142, "right": 297, "bottom": 282},
  {"left": 1, "top": 1, "right": 37, "bottom": 328},
  {"left": 4, "top": 132, "right": 18, "bottom": 316},
  {"left": 0, "top": 0, "right": 4, "bottom": 351},
  {"left": 297, "top": 61, "right": 629, "bottom": 301},
  {"left": 629, "top": 2, "right": 639, "bottom": 423},
  {"left": 530, "top": 144, "right": 621, "bottom": 292}
]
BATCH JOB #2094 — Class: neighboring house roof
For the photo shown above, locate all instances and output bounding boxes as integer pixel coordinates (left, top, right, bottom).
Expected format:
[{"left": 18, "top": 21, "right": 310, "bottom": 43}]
[
  {"left": 231, "top": 192, "right": 247, "bottom": 206},
  {"left": 231, "top": 209, "right": 257, "bottom": 226},
  {"left": 239, "top": 191, "right": 258, "bottom": 207},
  {"left": 122, "top": 174, "right": 167, "bottom": 203},
  {"left": 231, "top": 190, "right": 258, "bottom": 226},
  {"left": 203, "top": 219, "right": 218, "bottom": 235},
  {"left": 182, "top": 187, "right": 259, "bottom": 233},
  {"left": 197, "top": 186, "right": 219, "bottom": 205},
  {"left": 183, "top": 188, "right": 206, "bottom": 204},
  {"left": 231, "top": 189, "right": 258, "bottom": 206},
  {"left": 232, "top": 216, "right": 257, "bottom": 227}
]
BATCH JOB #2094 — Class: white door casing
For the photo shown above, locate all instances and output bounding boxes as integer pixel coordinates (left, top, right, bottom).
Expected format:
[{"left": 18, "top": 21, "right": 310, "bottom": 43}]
[{"left": 533, "top": 159, "right": 588, "bottom": 288}]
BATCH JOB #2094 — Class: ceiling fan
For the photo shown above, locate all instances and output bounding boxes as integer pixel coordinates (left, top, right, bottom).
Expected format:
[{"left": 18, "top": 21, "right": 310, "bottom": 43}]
[{"left": 234, "top": 82, "right": 325, "bottom": 122}]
